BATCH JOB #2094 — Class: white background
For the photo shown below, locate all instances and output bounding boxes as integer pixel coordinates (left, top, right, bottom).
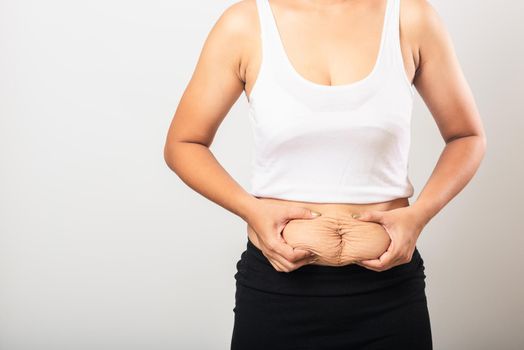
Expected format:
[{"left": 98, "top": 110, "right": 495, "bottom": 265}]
[{"left": 1, "top": 0, "right": 523, "bottom": 349}]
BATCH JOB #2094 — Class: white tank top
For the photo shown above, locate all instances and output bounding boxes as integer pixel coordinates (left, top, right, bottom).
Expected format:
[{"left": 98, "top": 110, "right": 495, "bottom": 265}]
[{"left": 247, "top": 0, "right": 415, "bottom": 204}]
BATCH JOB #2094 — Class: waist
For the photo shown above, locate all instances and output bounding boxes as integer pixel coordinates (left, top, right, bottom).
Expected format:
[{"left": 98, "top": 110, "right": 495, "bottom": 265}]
[
  {"left": 235, "top": 235, "right": 426, "bottom": 297},
  {"left": 246, "top": 197, "right": 410, "bottom": 266},
  {"left": 253, "top": 196, "right": 410, "bottom": 213}
]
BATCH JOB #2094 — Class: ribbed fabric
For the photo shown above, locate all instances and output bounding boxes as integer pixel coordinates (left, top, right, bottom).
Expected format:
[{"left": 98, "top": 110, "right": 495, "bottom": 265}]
[{"left": 248, "top": 0, "right": 415, "bottom": 204}]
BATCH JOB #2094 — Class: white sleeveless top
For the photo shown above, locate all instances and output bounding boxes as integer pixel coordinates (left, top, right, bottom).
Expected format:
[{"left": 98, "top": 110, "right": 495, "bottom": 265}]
[{"left": 247, "top": 0, "right": 415, "bottom": 204}]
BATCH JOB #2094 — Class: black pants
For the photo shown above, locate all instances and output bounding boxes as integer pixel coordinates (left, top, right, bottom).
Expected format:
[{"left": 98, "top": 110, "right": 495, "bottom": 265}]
[{"left": 231, "top": 237, "right": 432, "bottom": 350}]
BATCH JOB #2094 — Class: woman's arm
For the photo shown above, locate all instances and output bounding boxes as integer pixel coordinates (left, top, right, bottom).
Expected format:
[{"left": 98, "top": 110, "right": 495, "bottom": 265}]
[
  {"left": 408, "top": 0, "right": 487, "bottom": 227},
  {"left": 164, "top": 3, "right": 256, "bottom": 222},
  {"left": 356, "top": 0, "right": 487, "bottom": 271},
  {"left": 164, "top": 2, "right": 319, "bottom": 272}
]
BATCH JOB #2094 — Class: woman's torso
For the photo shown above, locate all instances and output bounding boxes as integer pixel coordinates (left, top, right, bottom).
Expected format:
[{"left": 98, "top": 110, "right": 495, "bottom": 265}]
[{"left": 243, "top": 0, "right": 419, "bottom": 266}]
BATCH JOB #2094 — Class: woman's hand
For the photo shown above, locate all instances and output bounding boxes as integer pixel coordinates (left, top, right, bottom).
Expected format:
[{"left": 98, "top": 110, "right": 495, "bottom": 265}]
[
  {"left": 247, "top": 200, "right": 322, "bottom": 273},
  {"left": 352, "top": 206, "right": 427, "bottom": 272}
]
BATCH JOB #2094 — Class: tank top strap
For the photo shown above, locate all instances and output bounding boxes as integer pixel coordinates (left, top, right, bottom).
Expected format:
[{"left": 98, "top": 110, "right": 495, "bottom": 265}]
[
  {"left": 391, "top": 0, "right": 403, "bottom": 51},
  {"left": 375, "top": 0, "right": 397, "bottom": 67},
  {"left": 254, "top": 0, "right": 282, "bottom": 65},
  {"left": 383, "top": 0, "right": 415, "bottom": 93}
]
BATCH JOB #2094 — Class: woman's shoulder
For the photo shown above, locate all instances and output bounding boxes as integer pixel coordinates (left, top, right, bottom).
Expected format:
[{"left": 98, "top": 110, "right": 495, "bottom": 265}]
[
  {"left": 401, "top": 0, "right": 451, "bottom": 67},
  {"left": 401, "top": 0, "right": 445, "bottom": 31},
  {"left": 211, "top": 0, "right": 259, "bottom": 41}
]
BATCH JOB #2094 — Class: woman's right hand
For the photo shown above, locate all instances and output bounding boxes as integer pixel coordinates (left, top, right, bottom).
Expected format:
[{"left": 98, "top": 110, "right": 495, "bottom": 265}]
[{"left": 247, "top": 200, "right": 322, "bottom": 273}]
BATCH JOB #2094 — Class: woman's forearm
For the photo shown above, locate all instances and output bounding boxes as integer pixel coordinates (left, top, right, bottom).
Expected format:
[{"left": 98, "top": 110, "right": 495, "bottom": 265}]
[
  {"left": 166, "top": 133, "right": 486, "bottom": 230},
  {"left": 410, "top": 134, "right": 487, "bottom": 227},
  {"left": 164, "top": 141, "right": 259, "bottom": 223}
]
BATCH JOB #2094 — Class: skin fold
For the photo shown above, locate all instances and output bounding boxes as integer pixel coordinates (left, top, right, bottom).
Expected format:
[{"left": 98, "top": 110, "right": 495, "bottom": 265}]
[
  {"left": 247, "top": 201, "right": 396, "bottom": 268},
  {"left": 281, "top": 212, "right": 391, "bottom": 266}
]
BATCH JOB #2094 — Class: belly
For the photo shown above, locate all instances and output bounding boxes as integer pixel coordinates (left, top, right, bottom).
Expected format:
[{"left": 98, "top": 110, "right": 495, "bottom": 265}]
[
  {"left": 246, "top": 197, "right": 409, "bottom": 267},
  {"left": 281, "top": 212, "right": 390, "bottom": 266}
]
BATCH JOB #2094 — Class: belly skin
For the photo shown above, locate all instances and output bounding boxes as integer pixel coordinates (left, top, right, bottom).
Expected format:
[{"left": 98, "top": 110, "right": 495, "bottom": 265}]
[{"left": 281, "top": 212, "right": 391, "bottom": 266}]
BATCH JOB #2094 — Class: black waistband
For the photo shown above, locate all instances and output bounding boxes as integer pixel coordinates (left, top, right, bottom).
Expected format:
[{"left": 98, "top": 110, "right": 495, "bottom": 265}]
[{"left": 234, "top": 237, "right": 426, "bottom": 297}]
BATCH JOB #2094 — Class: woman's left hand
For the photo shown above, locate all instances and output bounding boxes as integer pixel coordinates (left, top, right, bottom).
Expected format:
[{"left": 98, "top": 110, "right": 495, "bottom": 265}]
[{"left": 352, "top": 206, "right": 427, "bottom": 272}]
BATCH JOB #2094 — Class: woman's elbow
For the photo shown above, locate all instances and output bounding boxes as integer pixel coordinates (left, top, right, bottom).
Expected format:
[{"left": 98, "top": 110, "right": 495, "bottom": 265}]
[{"left": 164, "top": 140, "right": 179, "bottom": 172}]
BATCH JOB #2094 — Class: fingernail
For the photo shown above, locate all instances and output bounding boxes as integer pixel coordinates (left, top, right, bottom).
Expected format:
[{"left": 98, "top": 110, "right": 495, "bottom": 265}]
[{"left": 311, "top": 210, "right": 322, "bottom": 217}]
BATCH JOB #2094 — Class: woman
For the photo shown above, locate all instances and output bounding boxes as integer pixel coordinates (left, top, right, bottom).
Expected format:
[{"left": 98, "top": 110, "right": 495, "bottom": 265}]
[{"left": 164, "top": 0, "right": 486, "bottom": 348}]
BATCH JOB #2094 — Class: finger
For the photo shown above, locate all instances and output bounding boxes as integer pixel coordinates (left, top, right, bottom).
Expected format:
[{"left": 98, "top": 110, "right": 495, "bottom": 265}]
[
  {"left": 263, "top": 243, "right": 300, "bottom": 272},
  {"left": 274, "top": 240, "right": 312, "bottom": 263},
  {"left": 272, "top": 254, "right": 298, "bottom": 272},
  {"left": 267, "top": 258, "right": 287, "bottom": 272},
  {"left": 269, "top": 245, "right": 314, "bottom": 272},
  {"left": 286, "top": 206, "right": 322, "bottom": 220},
  {"left": 261, "top": 246, "right": 292, "bottom": 272},
  {"left": 273, "top": 234, "right": 314, "bottom": 261},
  {"left": 354, "top": 261, "right": 381, "bottom": 272},
  {"left": 259, "top": 241, "right": 287, "bottom": 272},
  {"left": 261, "top": 246, "right": 288, "bottom": 272},
  {"left": 264, "top": 235, "right": 313, "bottom": 270},
  {"left": 359, "top": 254, "right": 391, "bottom": 270},
  {"left": 295, "top": 253, "right": 319, "bottom": 269},
  {"left": 353, "top": 210, "right": 384, "bottom": 223},
  {"left": 359, "top": 244, "right": 397, "bottom": 270}
]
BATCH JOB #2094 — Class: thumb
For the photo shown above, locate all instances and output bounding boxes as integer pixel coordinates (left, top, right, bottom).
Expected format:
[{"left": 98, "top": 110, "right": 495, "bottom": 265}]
[
  {"left": 286, "top": 206, "right": 322, "bottom": 220},
  {"left": 353, "top": 210, "right": 383, "bottom": 223}
]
